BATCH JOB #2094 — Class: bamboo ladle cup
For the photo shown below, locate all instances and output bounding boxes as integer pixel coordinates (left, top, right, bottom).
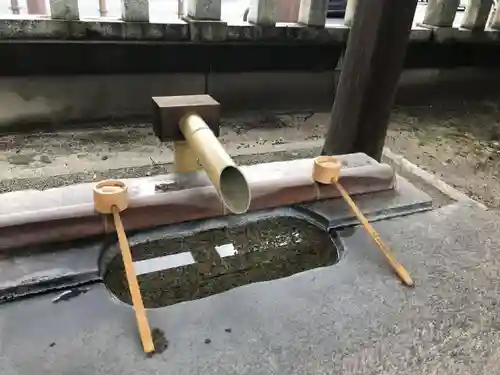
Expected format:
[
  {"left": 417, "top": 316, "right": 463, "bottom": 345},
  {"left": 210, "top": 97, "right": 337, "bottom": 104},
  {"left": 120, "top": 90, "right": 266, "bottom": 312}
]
[
  {"left": 312, "top": 156, "right": 414, "bottom": 287},
  {"left": 93, "top": 180, "right": 155, "bottom": 353}
]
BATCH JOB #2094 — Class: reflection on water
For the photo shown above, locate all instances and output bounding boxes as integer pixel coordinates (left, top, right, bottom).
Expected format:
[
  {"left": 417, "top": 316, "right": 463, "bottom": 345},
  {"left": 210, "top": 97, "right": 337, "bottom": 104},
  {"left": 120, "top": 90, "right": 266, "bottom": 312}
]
[{"left": 104, "top": 217, "right": 340, "bottom": 308}]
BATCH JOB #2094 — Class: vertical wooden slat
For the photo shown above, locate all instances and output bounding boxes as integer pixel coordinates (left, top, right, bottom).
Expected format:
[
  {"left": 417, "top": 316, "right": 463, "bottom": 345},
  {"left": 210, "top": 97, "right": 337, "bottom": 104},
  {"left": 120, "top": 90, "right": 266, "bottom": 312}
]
[
  {"left": 344, "top": 0, "right": 358, "bottom": 27},
  {"left": 422, "top": 0, "right": 460, "bottom": 27},
  {"left": 461, "top": 0, "right": 493, "bottom": 29},
  {"left": 122, "top": 0, "right": 149, "bottom": 22},
  {"left": 322, "top": 0, "right": 419, "bottom": 160},
  {"left": 27, "top": 0, "right": 47, "bottom": 14},
  {"left": 50, "top": 0, "right": 79, "bottom": 20},
  {"left": 178, "top": 0, "right": 185, "bottom": 17},
  {"left": 488, "top": 1, "right": 500, "bottom": 29},
  {"left": 186, "top": 0, "right": 221, "bottom": 20},
  {"left": 247, "top": 0, "right": 276, "bottom": 25},
  {"left": 276, "top": 0, "right": 300, "bottom": 22},
  {"left": 298, "top": 0, "right": 329, "bottom": 27},
  {"left": 99, "top": 0, "right": 108, "bottom": 17},
  {"left": 10, "top": 0, "right": 20, "bottom": 15}
]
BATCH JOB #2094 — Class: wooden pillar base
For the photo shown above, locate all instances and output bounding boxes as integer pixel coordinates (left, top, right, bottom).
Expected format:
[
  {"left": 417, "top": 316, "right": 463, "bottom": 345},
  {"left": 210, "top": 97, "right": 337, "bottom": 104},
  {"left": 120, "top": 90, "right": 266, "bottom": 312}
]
[
  {"left": 322, "top": 0, "right": 418, "bottom": 161},
  {"left": 173, "top": 141, "right": 201, "bottom": 173}
]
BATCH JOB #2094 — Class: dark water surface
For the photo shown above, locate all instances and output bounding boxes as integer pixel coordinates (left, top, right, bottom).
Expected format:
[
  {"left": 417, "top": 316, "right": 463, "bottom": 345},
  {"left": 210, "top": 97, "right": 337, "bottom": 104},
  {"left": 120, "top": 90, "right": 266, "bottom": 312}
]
[{"left": 104, "top": 217, "right": 341, "bottom": 308}]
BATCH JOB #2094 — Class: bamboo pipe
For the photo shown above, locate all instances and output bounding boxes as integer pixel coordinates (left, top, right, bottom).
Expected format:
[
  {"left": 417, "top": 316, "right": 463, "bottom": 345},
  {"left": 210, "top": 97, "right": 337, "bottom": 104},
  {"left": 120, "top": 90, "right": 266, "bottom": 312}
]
[
  {"left": 179, "top": 112, "right": 251, "bottom": 214},
  {"left": 93, "top": 180, "right": 155, "bottom": 354},
  {"left": 313, "top": 156, "right": 414, "bottom": 287}
]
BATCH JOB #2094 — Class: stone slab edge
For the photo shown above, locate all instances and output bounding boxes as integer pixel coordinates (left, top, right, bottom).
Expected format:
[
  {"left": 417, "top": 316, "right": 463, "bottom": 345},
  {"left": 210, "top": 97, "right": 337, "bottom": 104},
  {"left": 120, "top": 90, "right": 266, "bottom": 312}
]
[
  {"left": 0, "top": 174, "right": 432, "bottom": 304},
  {"left": 0, "top": 155, "right": 395, "bottom": 250},
  {"left": 383, "top": 147, "right": 487, "bottom": 210}
]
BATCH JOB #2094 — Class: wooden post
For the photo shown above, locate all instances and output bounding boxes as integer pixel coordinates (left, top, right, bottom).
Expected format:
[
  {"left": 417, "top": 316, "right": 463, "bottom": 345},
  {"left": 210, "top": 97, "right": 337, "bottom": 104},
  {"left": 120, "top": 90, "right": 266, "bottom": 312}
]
[
  {"left": 178, "top": 0, "right": 184, "bottom": 17},
  {"left": 186, "top": 0, "right": 221, "bottom": 20},
  {"left": 99, "top": 0, "right": 108, "bottom": 17},
  {"left": 27, "top": 0, "right": 47, "bottom": 14},
  {"left": 121, "top": 0, "right": 149, "bottom": 22},
  {"left": 322, "top": 0, "right": 418, "bottom": 160},
  {"left": 173, "top": 141, "right": 200, "bottom": 172},
  {"left": 50, "top": 0, "right": 80, "bottom": 20},
  {"left": 461, "top": 0, "right": 493, "bottom": 29},
  {"left": 344, "top": 0, "right": 358, "bottom": 27},
  {"left": 421, "top": 0, "right": 459, "bottom": 27},
  {"left": 298, "top": 0, "right": 329, "bottom": 27},
  {"left": 248, "top": 0, "right": 276, "bottom": 25},
  {"left": 488, "top": 1, "right": 500, "bottom": 29},
  {"left": 10, "top": 0, "right": 20, "bottom": 14}
]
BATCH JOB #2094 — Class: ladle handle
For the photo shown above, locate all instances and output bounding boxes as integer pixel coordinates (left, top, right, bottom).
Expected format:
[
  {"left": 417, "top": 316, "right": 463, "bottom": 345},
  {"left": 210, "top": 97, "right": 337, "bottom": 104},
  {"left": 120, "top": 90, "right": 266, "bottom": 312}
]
[
  {"left": 333, "top": 180, "right": 414, "bottom": 287},
  {"left": 112, "top": 206, "right": 155, "bottom": 353}
]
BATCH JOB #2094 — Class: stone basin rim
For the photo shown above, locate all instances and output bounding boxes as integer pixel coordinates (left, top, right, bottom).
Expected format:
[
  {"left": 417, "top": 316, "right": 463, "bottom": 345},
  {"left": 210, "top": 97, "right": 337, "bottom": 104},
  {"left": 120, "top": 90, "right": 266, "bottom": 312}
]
[{"left": 0, "top": 155, "right": 396, "bottom": 251}]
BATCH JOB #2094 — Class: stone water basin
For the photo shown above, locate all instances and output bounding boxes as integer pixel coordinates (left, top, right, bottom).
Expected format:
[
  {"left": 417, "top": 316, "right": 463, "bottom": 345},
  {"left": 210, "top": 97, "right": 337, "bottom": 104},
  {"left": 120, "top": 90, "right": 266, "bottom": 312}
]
[{"left": 103, "top": 211, "right": 342, "bottom": 308}]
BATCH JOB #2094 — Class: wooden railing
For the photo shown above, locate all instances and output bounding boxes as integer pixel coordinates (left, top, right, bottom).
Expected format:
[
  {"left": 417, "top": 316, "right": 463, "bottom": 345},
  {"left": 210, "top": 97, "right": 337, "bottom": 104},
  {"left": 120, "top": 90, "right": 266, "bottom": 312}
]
[
  {"left": 0, "top": 0, "right": 499, "bottom": 32},
  {"left": 0, "top": 0, "right": 498, "bottom": 31}
]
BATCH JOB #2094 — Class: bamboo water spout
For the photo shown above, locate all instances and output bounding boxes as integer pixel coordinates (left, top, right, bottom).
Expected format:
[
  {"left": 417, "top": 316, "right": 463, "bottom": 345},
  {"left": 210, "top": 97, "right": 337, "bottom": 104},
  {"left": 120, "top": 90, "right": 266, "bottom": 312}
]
[
  {"left": 152, "top": 94, "right": 251, "bottom": 215},
  {"left": 179, "top": 112, "right": 251, "bottom": 215}
]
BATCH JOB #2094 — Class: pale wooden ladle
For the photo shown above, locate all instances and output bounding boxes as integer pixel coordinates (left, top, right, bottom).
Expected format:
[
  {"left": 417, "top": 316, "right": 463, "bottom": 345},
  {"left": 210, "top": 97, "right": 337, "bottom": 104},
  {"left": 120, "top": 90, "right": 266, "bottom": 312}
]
[
  {"left": 312, "top": 156, "right": 414, "bottom": 287},
  {"left": 93, "top": 179, "right": 155, "bottom": 353}
]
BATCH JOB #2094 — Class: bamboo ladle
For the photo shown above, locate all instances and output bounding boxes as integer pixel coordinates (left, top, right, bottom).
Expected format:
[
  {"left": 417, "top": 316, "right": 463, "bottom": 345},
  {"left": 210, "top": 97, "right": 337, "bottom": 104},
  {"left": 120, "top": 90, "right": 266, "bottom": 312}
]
[
  {"left": 312, "top": 156, "right": 414, "bottom": 287},
  {"left": 93, "top": 180, "right": 155, "bottom": 353}
]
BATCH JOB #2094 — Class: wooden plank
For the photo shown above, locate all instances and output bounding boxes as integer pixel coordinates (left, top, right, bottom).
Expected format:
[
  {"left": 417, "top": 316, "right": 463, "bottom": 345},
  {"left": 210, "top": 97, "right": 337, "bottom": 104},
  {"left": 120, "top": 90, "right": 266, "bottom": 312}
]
[{"left": 322, "top": 0, "right": 418, "bottom": 160}]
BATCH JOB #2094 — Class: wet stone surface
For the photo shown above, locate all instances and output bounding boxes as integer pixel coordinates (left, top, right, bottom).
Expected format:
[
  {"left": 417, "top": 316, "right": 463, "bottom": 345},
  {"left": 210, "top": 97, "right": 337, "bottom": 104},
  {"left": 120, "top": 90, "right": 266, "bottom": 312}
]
[{"left": 104, "top": 217, "right": 340, "bottom": 308}]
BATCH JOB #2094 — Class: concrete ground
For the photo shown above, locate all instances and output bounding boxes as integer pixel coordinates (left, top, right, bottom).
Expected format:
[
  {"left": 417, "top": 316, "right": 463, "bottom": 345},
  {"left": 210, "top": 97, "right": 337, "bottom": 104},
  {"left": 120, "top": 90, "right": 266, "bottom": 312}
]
[{"left": 1, "top": 199, "right": 499, "bottom": 375}]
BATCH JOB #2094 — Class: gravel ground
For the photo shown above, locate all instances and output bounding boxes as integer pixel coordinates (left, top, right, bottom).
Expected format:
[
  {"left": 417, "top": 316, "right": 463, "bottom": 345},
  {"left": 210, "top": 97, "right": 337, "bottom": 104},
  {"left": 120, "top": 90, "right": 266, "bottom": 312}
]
[
  {"left": 0, "top": 148, "right": 320, "bottom": 193},
  {"left": 1, "top": 98, "right": 500, "bottom": 210},
  {"left": 386, "top": 98, "right": 500, "bottom": 209}
]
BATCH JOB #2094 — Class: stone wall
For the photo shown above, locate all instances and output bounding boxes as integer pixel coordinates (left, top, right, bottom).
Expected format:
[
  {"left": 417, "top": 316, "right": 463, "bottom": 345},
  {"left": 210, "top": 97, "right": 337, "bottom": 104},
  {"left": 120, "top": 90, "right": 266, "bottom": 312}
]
[{"left": 2, "top": 67, "right": 500, "bottom": 132}]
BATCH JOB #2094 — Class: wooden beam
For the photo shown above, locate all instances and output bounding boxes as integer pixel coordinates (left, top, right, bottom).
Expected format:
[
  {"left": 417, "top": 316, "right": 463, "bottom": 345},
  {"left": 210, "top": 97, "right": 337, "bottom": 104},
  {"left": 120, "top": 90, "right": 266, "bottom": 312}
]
[{"left": 322, "top": 0, "right": 418, "bottom": 160}]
